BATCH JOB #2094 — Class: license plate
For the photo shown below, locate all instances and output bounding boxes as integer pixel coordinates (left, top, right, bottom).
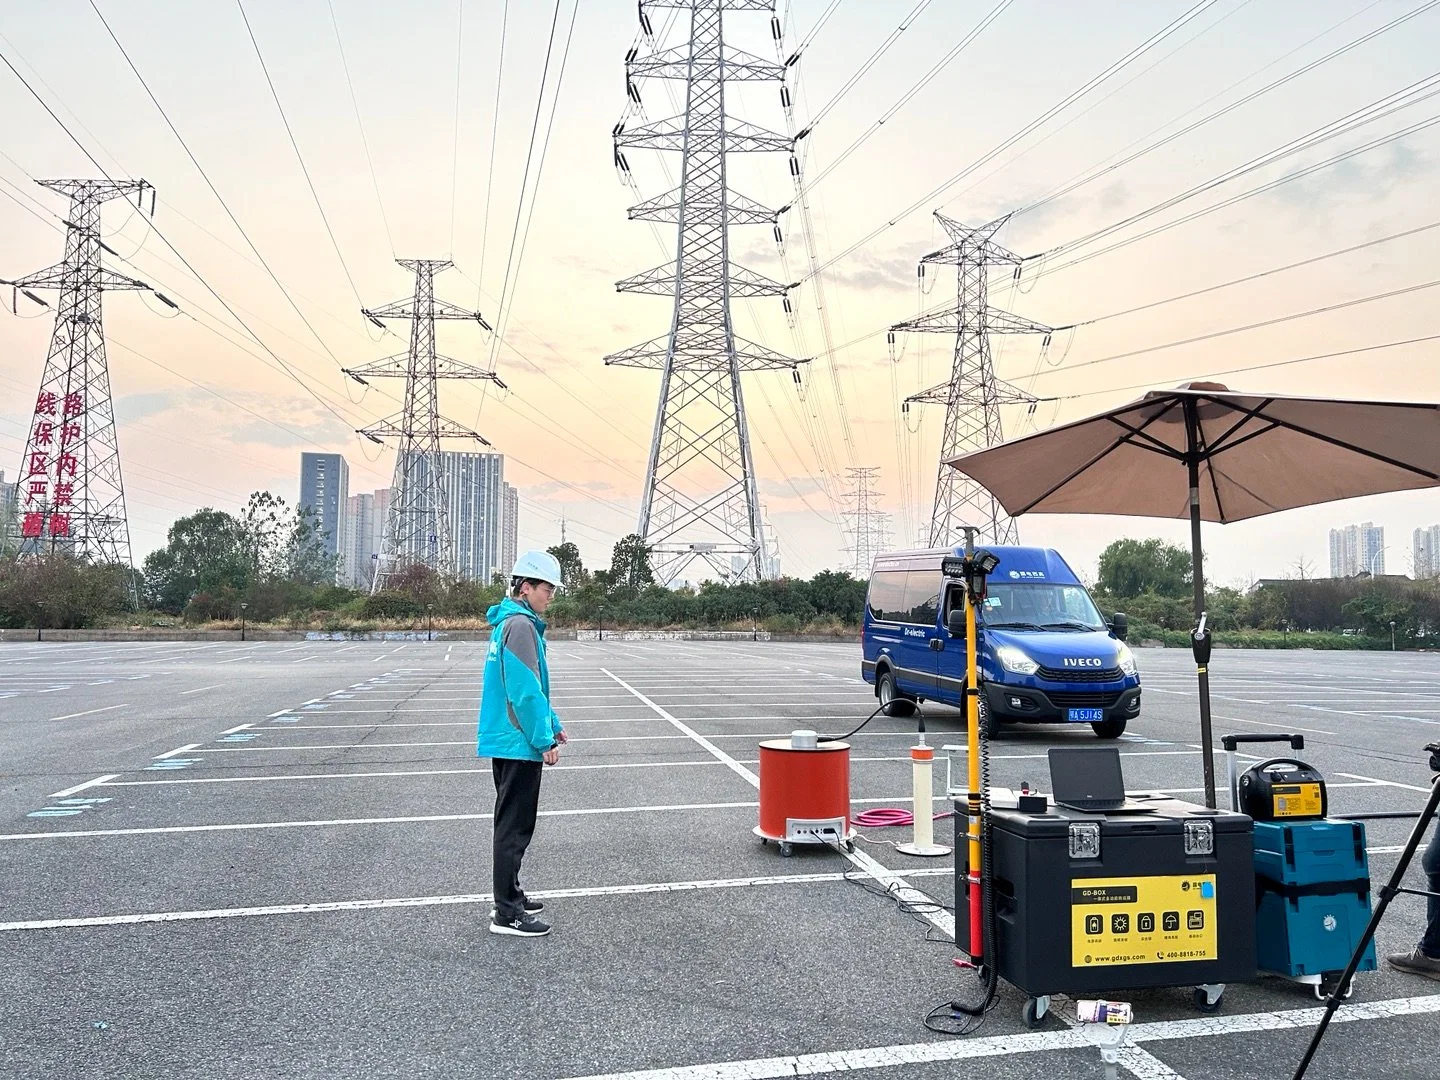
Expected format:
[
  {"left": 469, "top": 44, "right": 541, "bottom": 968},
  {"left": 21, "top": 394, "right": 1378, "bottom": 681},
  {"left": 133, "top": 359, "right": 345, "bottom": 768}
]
[{"left": 1067, "top": 708, "right": 1105, "bottom": 723}]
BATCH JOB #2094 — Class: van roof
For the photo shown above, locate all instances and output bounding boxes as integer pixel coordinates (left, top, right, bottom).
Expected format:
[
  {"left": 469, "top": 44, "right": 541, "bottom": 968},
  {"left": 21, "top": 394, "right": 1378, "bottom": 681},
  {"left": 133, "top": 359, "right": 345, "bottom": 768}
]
[{"left": 871, "top": 544, "right": 1083, "bottom": 586}]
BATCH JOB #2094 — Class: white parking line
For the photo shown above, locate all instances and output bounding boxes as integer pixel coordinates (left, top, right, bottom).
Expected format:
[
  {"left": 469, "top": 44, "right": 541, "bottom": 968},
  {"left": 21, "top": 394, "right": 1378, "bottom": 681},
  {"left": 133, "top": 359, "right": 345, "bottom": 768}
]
[
  {"left": 154, "top": 743, "right": 201, "bottom": 760},
  {"left": 180, "top": 684, "right": 223, "bottom": 696},
  {"left": 554, "top": 995, "right": 1440, "bottom": 1080},
  {"left": 48, "top": 774, "right": 119, "bottom": 799},
  {"left": 0, "top": 866, "right": 955, "bottom": 931},
  {"left": 45, "top": 704, "right": 128, "bottom": 722}
]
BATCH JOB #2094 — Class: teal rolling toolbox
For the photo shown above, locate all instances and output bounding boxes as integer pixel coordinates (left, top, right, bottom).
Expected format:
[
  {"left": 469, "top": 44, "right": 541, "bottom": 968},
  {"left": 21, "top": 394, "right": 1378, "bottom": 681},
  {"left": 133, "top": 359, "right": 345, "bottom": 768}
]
[{"left": 1224, "top": 734, "right": 1378, "bottom": 998}]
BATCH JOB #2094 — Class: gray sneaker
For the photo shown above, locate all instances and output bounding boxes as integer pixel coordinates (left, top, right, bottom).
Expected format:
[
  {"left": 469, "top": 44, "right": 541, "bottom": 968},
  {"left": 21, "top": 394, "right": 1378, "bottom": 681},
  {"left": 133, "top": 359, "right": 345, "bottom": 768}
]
[{"left": 1387, "top": 946, "right": 1440, "bottom": 981}]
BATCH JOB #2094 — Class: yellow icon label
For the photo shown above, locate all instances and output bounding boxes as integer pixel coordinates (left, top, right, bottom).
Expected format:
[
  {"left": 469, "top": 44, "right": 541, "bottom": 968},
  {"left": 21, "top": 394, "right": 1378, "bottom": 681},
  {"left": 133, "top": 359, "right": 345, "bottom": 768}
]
[
  {"left": 1071, "top": 874, "right": 1218, "bottom": 967},
  {"left": 1271, "top": 782, "right": 1323, "bottom": 818}
]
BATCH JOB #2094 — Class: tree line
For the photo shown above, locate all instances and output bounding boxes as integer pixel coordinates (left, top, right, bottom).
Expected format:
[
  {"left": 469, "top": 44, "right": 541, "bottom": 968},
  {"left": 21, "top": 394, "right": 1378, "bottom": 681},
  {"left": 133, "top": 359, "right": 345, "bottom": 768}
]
[{"left": 4, "top": 520, "right": 1436, "bottom": 644}]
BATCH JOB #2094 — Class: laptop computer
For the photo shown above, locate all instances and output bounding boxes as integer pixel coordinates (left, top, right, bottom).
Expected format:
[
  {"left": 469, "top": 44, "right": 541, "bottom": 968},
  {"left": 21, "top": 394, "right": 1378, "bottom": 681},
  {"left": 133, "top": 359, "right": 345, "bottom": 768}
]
[{"left": 1048, "top": 747, "right": 1155, "bottom": 814}]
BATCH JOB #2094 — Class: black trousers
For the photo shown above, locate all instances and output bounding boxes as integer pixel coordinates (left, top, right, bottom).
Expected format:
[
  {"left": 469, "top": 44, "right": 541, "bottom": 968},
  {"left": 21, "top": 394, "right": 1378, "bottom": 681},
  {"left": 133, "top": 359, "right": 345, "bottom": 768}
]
[{"left": 492, "top": 758, "right": 544, "bottom": 920}]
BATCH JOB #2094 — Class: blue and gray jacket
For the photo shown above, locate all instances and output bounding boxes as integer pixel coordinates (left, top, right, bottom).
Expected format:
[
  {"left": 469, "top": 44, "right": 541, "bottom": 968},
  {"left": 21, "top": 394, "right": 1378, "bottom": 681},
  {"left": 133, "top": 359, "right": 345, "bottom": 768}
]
[{"left": 477, "top": 596, "right": 564, "bottom": 762}]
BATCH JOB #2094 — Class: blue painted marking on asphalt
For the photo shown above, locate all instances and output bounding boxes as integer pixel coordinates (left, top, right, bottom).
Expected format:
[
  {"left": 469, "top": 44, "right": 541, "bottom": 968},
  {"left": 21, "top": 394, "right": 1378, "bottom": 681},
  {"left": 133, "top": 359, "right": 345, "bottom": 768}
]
[
  {"left": 144, "top": 759, "right": 197, "bottom": 771},
  {"left": 302, "top": 704, "right": 329, "bottom": 710},
  {"left": 219, "top": 733, "right": 259, "bottom": 742},
  {"left": 54, "top": 797, "right": 111, "bottom": 806},
  {"left": 270, "top": 717, "right": 299, "bottom": 724},
  {"left": 27, "top": 808, "right": 85, "bottom": 818}
]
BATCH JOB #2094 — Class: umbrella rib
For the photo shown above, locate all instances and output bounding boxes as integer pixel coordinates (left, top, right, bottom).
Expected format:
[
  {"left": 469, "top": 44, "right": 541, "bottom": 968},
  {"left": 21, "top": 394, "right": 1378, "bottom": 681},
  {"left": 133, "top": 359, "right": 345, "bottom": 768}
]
[
  {"left": 1250, "top": 410, "right": 1440, "bottom": 481},
  {"left": 1011, "top": 406, "right": 1181, "bottom": 514}
]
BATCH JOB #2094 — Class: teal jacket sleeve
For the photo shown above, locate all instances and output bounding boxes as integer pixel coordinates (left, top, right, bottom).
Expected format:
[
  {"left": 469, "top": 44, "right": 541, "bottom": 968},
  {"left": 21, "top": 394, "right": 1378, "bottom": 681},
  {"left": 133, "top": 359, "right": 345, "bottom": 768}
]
[{"left": 500, "top": 619, "right": 558, "bottom": 752}]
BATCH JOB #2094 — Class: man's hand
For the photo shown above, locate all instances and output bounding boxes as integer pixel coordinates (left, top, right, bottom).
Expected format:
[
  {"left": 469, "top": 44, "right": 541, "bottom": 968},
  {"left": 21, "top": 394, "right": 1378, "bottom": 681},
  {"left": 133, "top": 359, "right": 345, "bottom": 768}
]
[
  {"left": 542, "top": 746, "right": 561, "bottom": 766},
  {"left": 555, "top": 729, "right": 569, "bottom": 745}
]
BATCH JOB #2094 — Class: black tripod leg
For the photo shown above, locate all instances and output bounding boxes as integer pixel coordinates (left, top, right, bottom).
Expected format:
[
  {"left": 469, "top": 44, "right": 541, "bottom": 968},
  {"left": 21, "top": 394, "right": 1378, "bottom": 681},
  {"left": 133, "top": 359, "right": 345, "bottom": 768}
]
[{"left": 1292, "top": 777, "right": 1440, "bottom": 1080}]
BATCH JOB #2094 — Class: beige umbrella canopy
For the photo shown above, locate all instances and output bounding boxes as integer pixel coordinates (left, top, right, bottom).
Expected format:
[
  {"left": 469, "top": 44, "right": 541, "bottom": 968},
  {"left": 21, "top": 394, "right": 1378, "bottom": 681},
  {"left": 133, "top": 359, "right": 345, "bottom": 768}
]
[{"left": 946, "top": 382, "right": 1440, "bottom": 806}]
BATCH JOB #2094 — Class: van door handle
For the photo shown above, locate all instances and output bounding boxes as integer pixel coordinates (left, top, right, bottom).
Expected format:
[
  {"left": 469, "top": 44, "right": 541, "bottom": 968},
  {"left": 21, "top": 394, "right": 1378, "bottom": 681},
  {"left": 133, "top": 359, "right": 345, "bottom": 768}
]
[{"left": 929, "top": 638, "right": 943, "bottom": 651}]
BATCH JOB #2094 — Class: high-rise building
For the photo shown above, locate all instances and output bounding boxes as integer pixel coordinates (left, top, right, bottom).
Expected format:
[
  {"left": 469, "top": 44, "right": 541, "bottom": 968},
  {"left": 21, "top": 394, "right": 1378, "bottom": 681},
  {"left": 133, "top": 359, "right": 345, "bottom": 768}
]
[
  {"left": 344, "top": 493, "right": 375, "bottom": 589},
  {"left": 399, "top": 450, "right": 507, "bottom": 583},
  {"left": 1413, "top": 525, "right": 1440, "bottom": 580},
  {"left": 299, "top": 453, "right": 350, "bottom": 582},
  {"left": 341, "top": 486, "right": 396, "bottom": 589},
  {"left": 501, "top": 483, "right": 518, "bottom": 577},
  {"left": 0, "top": 471, "right": 16, "bottom": 552},
  {"left": 1329, "top": 522, "right": 1383, "bottom": 578}
]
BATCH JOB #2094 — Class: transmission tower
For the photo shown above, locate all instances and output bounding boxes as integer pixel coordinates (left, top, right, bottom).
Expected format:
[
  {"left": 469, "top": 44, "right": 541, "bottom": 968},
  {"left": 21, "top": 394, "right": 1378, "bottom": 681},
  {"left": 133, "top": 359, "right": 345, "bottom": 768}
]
[
  {"left": 842, "top": 467, "right": 890, "bottom": 577},
  {"left": 890, "top": 212, "right": 1052, "bottom": 547},
  {"left": 1, "top": 179, "right": 168, "bottom": 588},
  {"left": 342, "top": 259, "right": 500, "bottom": 592},
  {"left": 606, "top": 0, "right": 806, "bottom": 585}
]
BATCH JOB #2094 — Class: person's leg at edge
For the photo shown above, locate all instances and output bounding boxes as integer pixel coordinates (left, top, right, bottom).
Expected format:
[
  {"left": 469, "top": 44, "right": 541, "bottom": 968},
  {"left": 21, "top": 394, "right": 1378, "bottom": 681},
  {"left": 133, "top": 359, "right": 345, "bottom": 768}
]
[
  {"left": 492, "top": 758, "right": 544, "bottom": 923},
  {"left": 1389, "top": 819, "right": 1440, "bottom": 978}
]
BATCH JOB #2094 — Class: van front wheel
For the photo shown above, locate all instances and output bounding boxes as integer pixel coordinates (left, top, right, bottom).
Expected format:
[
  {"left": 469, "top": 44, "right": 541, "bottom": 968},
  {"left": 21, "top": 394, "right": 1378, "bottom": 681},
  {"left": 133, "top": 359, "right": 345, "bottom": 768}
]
[
  {"left": 877, "top": 670, "right": 916, "bottom": 717},
  {"left": 1091, "top": 718, "right": 1127, "bottom": 739}
]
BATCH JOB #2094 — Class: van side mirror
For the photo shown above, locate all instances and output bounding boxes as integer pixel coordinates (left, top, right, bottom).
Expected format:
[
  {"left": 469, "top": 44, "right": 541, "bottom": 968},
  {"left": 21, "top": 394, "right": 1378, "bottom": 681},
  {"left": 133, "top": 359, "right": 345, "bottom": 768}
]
[
  {"left": 1110, "top": 612, "right": 1129, "bottom": 641},
  {"left": 946, "top": 610, "right": 966, "bottom": 636}
]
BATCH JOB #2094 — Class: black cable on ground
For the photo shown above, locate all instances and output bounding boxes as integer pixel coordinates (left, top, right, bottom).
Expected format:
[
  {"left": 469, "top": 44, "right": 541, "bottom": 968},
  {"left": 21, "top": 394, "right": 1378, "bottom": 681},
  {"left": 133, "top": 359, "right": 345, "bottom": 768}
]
[{"left": 818, "top": 702, "right": 887, "bottom": 743}]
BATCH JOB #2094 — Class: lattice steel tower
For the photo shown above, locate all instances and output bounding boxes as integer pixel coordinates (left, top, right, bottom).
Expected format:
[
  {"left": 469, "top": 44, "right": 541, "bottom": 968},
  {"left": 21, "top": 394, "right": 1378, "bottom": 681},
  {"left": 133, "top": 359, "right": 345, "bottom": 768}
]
[
  {"left": 606, "top": 0, "right": 804, "bottom": 585},
  {"left": 343, "top": 260, "right": 500, "bottom": 592},
  {"left": 891, "top": 212, "right": 1051, "bottom": 547},
  {"left": 2, "top": 179, "right": 165, "bottom": 580},
  {"left": 842, "top": 467, "right": 889, "bottom": 577}
]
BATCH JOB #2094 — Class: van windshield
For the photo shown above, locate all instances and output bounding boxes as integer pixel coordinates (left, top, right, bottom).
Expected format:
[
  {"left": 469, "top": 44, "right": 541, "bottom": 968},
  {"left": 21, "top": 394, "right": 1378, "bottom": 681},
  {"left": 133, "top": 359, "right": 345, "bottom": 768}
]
[{"left": 981, "top": 583, "right": 1105, "bottom": 632}]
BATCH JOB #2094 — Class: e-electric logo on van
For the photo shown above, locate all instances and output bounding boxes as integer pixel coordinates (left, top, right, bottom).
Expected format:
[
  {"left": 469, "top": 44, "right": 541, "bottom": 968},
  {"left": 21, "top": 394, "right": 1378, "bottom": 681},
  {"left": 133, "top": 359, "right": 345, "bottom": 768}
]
[
  {"left": 1007, "top": 569, "right": 1046, "bottom": 580},
  {"left": 1063, "top": 658, "right": 1103, "bottom": 667},
  {"left": 903, "top": 627, "right": 928, "bottom": 639}
]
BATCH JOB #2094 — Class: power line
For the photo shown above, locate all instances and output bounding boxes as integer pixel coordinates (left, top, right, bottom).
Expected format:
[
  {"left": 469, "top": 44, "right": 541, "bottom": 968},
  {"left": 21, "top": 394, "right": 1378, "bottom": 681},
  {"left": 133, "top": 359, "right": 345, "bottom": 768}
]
[
  {"left": 485, "top": 0, "right": 568, "bottom": 376},
  {"left": 235, "top": 0, "right": 366, "bottom": 311},
  {"left": 325, "top": 0, "right": 395, "bottom": 255},
  {"left": 796, "top": 0, "right": 1014, "bottom": 193},
  {"left": 478, "top": 0, "right": 509, "bottom": 294},
  {"left": 1012, "top": 0, "right": 1440, "bottom": 224},
  {"left": 487, "top": 0, "right": 580, "bottom": 373},
  {"left": 1040, "top": 334, "right": 1440, "bottom": 405},
  {"left": 87, "top": 2, "right": 351, "bottom": 372},
  {"left": 0, "top": 36, "right": 362, "bottom": 444},
  {"left": 1078, "top": 219, "right": 1440, "bottom": 326},
  {"left": 801, "top": 0, "right": 1224, "bottom": 284},
  {"left": 450, "top": 0, "right": 465, "bottom": 255},
  {"left": 1032, "top": 277, "right": 1440, "bottom": 379}
]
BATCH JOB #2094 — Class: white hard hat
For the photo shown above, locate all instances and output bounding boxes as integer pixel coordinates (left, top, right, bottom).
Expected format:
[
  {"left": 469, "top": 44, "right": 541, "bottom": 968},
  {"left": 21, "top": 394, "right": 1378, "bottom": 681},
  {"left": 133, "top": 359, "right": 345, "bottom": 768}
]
[{"left": 511, "top": 550, "right": 564, "bottom": 588}]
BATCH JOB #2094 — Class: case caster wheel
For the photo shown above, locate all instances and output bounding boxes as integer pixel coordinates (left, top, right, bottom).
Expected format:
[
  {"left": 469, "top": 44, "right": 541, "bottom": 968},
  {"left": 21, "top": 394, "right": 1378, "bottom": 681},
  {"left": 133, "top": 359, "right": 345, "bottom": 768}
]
[
  {"left": 778, "top": 841, "right": 794, "bottom": 858},
  {"left": 759, "top": 837, "right": 768, "bottom": 846},
  {"left": 1193, "top": 986, "right": 1223, "bottom": 1013},
  {"left": 843, "top": 838, "right": 855, "bottom": 853},
  {"left": 1318, "top": 976, "right": 1354, "bottom": 1001},
  {"left": 1022, "top": 996, "right": 1049, "bottom": 1029}
]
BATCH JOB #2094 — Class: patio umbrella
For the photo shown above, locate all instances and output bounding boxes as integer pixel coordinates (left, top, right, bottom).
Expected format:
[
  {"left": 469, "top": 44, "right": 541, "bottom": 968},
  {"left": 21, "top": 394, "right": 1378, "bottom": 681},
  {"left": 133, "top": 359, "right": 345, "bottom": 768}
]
[{"left": 946, "top": 381, "right": 1440, "bottom": 808}]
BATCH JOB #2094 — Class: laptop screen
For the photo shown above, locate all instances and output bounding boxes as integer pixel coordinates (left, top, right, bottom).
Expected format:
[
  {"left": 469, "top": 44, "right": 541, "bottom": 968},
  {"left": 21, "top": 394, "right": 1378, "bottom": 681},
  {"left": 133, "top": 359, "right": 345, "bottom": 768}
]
[{"left": 1048, "top": 747, "right": 1126, "bottom": 803}]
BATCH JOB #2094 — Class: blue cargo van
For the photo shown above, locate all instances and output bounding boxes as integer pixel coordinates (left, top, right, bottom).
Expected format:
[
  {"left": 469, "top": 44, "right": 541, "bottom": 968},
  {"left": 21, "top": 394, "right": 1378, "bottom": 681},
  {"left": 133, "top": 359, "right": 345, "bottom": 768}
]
[{"left": 860, "top": 545, "right": 1140, "bottom": 738}]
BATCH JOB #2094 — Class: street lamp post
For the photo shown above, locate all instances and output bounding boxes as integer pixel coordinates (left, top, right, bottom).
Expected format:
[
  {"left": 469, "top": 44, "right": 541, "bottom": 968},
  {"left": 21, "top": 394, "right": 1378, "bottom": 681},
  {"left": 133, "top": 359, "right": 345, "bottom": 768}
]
[
  {"left": 1367, "top": 547, "right": 1389, "bottom": 578},
  {"left": 598, "top": 606, "right": 604, "bottom": 642},
  {"left": 35, "top": 601, "right": 45, "bottom": 643},
  {"left": 240, "top": 602, "right": 248, "bottom": 643},
  {"left": 752, "top": 608, "right": 758, "bottom": 642},
  {"left": 1391, "top": 619, "right": 1397, "bottom": 651},
  {"left": 426, "top": 604, "right": 434, "bottom": 642}
]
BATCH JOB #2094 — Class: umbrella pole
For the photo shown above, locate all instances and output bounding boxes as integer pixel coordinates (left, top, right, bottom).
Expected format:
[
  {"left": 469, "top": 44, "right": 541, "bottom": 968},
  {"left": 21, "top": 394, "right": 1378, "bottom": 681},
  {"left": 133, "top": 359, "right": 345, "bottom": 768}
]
[{"left": 1188, "top": 455, "right": 1218, "bottom": 810}]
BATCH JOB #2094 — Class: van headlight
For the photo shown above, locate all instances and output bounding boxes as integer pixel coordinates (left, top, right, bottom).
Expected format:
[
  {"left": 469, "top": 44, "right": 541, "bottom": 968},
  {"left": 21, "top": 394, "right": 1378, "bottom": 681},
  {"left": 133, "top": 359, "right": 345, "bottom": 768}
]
[
  {"left": 1116, "top": 642, "right": 1137, "bottom": 676},
  {"left": 995, "top": 645, "right": 1038, "bottom": 675}
]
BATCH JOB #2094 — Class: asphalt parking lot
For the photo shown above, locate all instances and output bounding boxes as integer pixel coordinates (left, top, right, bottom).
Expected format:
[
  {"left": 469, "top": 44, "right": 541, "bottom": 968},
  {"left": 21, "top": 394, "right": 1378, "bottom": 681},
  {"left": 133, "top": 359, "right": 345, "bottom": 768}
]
[{"left": 1, "top": 638, "right": 1438, "bottom": 1079}]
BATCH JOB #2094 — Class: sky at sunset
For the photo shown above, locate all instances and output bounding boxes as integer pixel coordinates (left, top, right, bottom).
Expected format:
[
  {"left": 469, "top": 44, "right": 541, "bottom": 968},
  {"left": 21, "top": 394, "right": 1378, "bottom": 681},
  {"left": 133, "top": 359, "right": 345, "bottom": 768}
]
[{"left": 1, "top": 0, "right": 1437, "bottom": 585}]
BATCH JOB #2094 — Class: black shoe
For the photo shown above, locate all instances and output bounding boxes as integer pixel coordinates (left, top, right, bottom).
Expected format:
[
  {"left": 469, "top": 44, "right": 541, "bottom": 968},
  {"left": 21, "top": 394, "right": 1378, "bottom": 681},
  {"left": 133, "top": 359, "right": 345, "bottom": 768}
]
[
  {"left": 489, "top": 913, "right": 551, "bottom": 937},
  {"left": 489, "top": 898, "right": 544, "bottom": 917}
]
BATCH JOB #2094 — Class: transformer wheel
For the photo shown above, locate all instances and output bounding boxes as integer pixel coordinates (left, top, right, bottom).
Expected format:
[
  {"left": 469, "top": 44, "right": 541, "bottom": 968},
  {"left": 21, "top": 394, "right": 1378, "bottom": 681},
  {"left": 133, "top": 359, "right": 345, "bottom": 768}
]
[
  {"left": 778, "top": 841, "right": 794, "bottom": 858},
  {"left": 1193, "top": 987, "right": 1223, "bottom": 1013}
]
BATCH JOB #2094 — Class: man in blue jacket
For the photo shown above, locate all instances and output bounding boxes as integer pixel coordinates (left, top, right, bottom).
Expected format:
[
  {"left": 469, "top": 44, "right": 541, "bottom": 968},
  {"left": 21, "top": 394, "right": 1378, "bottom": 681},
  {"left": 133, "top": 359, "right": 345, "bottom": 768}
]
[{"left": 478, "top": 551, "right": 567, "bottom": 938}]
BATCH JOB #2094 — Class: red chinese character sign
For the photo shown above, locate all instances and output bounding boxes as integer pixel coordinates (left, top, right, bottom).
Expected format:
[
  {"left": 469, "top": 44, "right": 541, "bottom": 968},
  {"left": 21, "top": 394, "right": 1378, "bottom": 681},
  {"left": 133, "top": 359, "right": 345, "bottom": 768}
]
[
  {"left": 35, "top": 391, "right": 57, "bottom": 416},
  {"left": 48, "top": 513, "right": 71, "bottom": 537},
  {"left": 63, "top": 392, "right": 85, "bottom": 418},
  {"left": 21, "top": 512, "right": 44, "bottom": 538}
]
